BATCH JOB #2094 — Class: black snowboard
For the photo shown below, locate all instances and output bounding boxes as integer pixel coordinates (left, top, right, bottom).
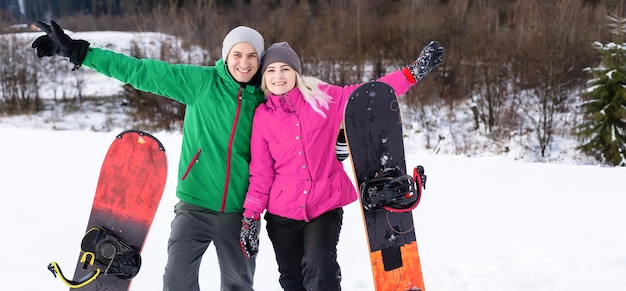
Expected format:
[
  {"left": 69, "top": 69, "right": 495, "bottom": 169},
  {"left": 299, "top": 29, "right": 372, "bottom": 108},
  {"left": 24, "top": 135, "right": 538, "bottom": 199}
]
[{"left": 344, "top": 82, "right": 425, "bottom": 290}]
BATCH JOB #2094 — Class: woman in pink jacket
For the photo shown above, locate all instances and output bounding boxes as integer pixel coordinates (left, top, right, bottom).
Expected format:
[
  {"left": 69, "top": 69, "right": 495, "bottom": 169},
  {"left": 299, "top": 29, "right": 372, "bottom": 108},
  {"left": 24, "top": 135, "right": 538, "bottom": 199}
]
[{"left": 240, "top": 41, "right": 443, "bottom": 290}]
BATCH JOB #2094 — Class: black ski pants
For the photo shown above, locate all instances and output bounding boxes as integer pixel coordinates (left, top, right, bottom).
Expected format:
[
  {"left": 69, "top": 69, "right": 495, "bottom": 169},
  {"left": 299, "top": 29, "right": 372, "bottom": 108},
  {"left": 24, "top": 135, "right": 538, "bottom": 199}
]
[{"left": 265, "top": 208, "right": 343, "bottom": 291}]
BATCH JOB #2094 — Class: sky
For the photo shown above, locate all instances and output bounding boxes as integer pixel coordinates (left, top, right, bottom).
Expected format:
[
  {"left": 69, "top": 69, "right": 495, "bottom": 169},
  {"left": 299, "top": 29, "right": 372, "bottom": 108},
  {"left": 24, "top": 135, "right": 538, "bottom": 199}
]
[{"left": 1, "top": 29, "right": 626, "bottom": 291}]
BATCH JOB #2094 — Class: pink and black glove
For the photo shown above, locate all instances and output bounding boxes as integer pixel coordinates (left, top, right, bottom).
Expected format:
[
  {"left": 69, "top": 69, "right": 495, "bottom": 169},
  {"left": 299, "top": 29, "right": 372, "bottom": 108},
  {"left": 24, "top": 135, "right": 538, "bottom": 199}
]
[
  {"left": 405, "top": 41, "right": 444, "bottom": 83},
  {"left": 240, "top": 216, "right": 260, "bottom": 258}
]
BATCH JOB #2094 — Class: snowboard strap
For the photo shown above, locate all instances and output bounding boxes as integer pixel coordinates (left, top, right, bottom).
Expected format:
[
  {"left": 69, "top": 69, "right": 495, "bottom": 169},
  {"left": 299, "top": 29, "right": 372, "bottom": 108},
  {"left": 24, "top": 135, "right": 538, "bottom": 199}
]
[
  {"left": 47, "top": 261, "right": 100, "bottom": 289},
  {"left": 360, "top": 166, "right": 420, "bottom": 212},
  {"left": 48, "top": 227, "right": 142, "bottom": 288},
  {"left": 81, "top": 227, "right": 142, "bottom": 279}
]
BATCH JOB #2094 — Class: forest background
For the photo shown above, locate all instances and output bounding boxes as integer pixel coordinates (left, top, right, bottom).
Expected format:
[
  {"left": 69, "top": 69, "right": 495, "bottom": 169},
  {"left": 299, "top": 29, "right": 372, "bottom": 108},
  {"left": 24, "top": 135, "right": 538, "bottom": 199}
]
[{"left": 1, "top": 0, "right": 625, "bottom": 165}]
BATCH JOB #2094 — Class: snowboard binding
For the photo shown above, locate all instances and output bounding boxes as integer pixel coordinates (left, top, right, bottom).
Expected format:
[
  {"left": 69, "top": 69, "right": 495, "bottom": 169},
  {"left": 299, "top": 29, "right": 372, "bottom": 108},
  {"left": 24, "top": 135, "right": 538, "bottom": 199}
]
[
  {"left": 81, "top": 227, "right": 142, "bottom": 279},
  {"left": 48, "top": 227, "right": 142, "bottom": 288},
  {"left": 360, "top": 166, "right": 424, "bottom": 212}
]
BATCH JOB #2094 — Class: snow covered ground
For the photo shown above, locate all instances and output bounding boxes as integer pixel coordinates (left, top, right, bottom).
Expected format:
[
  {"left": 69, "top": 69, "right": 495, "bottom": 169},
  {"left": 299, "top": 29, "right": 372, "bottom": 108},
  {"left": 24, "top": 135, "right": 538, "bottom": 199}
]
[
  {"left": 1, "top": 126, "right": 625, "bottom": 290},
  {"left": 1, "top": 29, "right": 626, "bottom": 291}
]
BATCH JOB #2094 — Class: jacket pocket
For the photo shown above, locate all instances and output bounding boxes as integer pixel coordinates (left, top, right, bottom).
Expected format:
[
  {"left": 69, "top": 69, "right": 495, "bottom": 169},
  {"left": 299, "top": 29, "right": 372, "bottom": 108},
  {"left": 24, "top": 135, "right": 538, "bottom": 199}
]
[
  {"left": 181, "top": 148, "right": 201, "bottom": 181},
  {"left": 328, "top": 170, "right": 356, "bottom": 206}
]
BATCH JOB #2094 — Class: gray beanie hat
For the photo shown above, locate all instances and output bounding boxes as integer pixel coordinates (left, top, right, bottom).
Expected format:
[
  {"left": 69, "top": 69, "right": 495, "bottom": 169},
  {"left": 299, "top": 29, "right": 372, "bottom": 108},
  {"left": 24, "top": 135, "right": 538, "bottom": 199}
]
[
  {"left": 221, "top": 26, "right": 265, "bottom": 61},
  {"left": 261, "top": 42, "right": 302, "bottom": 75}
]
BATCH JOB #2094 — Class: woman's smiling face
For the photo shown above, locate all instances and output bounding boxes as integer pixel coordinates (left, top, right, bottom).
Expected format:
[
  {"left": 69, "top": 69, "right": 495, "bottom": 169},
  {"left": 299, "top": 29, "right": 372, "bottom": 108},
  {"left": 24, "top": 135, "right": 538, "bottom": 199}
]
[{"left": 263, "top": 62, "right": 297, "bottom": 95}]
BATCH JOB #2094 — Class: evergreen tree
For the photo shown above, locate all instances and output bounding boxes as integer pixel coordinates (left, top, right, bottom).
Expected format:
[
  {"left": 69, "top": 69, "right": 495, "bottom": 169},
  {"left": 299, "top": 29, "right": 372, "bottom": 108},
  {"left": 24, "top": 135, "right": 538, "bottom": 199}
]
[{"left": 578, "top": 14, "right": 626, "bottom": 166}]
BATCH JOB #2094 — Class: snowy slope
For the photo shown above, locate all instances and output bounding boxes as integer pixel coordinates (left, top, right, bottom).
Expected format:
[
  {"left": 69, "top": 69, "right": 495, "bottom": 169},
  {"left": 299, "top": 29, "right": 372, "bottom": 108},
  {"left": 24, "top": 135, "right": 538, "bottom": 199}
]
[{"left": 1, "top": 127, "right": 625, "bottom": 290}]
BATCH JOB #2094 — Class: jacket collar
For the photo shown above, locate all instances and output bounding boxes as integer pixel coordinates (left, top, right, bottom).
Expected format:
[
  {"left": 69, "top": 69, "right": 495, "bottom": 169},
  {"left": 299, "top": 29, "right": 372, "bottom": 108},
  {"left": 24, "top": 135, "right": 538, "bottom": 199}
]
[{"left": 266, "top": 89, "right": 306, "bottom": 114}]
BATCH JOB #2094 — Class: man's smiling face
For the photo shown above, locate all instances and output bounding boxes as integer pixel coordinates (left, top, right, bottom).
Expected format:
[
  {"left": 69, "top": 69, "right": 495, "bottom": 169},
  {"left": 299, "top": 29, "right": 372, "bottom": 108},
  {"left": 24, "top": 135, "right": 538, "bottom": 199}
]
[{"left": 226, "top": 43, "right": 259, "bottom": 83}]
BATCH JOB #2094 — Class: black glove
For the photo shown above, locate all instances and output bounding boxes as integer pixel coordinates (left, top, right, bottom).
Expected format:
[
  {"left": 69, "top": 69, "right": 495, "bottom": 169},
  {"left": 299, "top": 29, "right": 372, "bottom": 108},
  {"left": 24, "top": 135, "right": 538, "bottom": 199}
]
[
  {"left": 414, "top": 165, "right": 427, "bottom": 190},
  {"left": 239, "top": 217, "right": 260, "bottom": 258},
  {"left": 335, "top": 128, "right": 349, "bottom": 162},
  {"left": 407, "top": 41, "right": 444, "bottom": 83},
  {"left": 32, "top": 20, "right": 90, "bottom": 69}
]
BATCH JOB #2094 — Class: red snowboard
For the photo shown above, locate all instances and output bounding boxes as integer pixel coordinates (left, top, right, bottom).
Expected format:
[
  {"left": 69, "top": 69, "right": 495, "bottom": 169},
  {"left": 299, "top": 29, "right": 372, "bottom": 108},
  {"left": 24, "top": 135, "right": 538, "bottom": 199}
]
[{"left": 49, "top": 130, "right": 167, "bottom": 290}]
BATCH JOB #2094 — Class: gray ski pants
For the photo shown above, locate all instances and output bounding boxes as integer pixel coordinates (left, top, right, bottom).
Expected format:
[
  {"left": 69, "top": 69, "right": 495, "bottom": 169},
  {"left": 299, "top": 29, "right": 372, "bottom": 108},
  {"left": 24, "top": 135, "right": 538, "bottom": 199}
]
[{"left": 163, "top": 201, "right": 255, "bottom": 291}]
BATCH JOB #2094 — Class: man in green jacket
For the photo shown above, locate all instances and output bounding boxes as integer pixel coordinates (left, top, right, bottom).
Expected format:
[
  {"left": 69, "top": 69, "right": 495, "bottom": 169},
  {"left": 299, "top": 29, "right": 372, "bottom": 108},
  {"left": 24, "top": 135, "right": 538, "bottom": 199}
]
[{"left": 32, "top": 20, "right": 265, "bottom": 291}]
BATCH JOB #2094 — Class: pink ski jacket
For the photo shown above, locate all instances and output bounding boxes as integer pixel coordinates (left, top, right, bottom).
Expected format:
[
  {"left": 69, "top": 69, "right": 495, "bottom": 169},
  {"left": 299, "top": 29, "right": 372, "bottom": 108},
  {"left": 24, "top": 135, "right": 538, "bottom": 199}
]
[{"left": 243, "top": 69, "right": 416, "bottom": 221}]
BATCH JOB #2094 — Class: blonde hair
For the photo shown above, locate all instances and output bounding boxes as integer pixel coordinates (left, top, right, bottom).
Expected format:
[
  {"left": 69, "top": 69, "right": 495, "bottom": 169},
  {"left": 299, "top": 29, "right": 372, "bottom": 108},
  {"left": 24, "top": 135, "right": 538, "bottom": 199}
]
[{"left": 261, "top": 73, "right": 333, "bottom": 118}]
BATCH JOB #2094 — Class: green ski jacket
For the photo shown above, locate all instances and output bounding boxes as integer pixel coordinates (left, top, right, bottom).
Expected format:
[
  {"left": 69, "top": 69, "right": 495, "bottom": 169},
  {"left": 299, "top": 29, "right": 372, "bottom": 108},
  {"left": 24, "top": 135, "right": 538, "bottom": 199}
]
[{"left": 83, "top": 47, "right": 265, "bottom": 213}]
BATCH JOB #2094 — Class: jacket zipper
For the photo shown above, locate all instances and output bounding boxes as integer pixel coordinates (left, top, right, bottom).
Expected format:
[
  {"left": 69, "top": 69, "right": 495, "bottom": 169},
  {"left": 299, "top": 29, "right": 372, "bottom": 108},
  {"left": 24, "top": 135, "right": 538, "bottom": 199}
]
[
  {"left": 181, "top": 148, "right": 201, "bottom": 181},
  {"left": 221, "top": 87, "right": 243, "bottom": 212}
]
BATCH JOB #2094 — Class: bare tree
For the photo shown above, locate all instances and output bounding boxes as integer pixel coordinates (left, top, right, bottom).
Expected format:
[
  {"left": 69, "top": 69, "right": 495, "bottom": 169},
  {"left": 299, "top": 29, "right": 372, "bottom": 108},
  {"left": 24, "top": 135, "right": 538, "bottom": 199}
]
[
  {"left": 517, "top": 0, "right": 595, "bottom": 158},
  {"left": 0, "top": 34, "right": 40, "bottom": 115}
]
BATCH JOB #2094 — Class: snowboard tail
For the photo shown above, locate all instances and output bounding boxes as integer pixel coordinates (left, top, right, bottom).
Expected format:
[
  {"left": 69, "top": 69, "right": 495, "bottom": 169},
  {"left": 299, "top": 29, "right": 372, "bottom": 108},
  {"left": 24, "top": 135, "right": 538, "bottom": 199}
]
[
  {"left": 344, "top": 82, "right": 425, "bottom": 291},
  {"left": 48, "top": 130, "right": 167, "bottom": 290}
]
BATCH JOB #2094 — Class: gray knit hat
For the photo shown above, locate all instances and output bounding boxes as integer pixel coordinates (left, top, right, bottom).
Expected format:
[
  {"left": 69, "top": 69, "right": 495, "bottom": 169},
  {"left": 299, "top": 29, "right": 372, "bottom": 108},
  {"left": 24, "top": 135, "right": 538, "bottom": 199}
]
[
  {"left": 261, "top": 42, "right": 302, "bottom": 75},
  {"left": 221, "top": 26, "right": 265, "bottom": 61}
]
